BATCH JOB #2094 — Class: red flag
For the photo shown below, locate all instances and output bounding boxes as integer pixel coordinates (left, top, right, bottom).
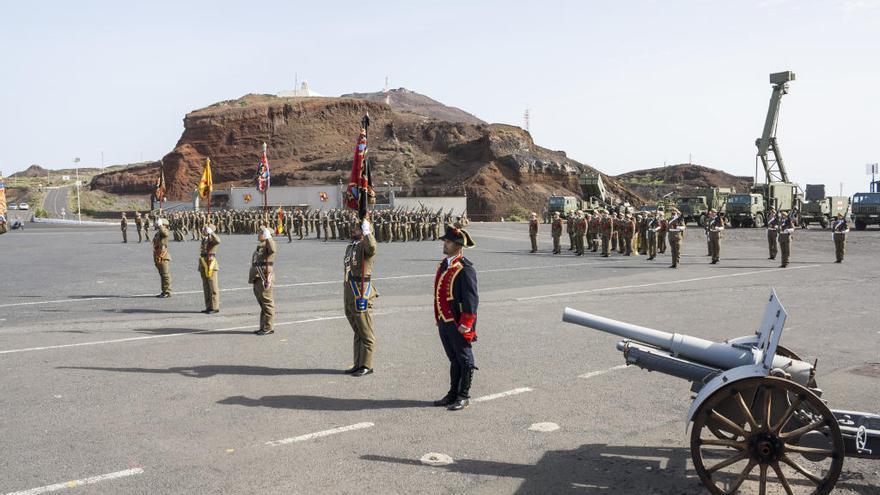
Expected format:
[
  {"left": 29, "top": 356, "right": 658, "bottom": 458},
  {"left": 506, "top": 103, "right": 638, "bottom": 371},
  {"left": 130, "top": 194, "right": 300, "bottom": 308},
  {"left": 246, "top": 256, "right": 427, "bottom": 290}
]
[
  {"left": 257, "top": 144, "right": 270, "bottom": 192},
  {"left": 345, "top": 128, "right": 373, "bottom": 218}
]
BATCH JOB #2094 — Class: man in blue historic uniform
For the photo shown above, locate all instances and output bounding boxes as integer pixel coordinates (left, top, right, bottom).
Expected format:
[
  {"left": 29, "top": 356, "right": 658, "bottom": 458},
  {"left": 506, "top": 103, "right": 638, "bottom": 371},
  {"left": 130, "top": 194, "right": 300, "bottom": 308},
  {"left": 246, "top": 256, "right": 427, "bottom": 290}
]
[{"left": 432, "top": 225, "right": 479, "bottom": 411}]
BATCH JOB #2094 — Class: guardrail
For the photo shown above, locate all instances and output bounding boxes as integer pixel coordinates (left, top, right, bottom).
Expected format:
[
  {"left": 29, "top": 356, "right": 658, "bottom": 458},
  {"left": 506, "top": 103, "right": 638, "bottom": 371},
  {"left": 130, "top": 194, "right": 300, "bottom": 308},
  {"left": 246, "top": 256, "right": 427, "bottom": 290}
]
[{"left": 32, "top": 217, "right": 117, "bottom": 226}]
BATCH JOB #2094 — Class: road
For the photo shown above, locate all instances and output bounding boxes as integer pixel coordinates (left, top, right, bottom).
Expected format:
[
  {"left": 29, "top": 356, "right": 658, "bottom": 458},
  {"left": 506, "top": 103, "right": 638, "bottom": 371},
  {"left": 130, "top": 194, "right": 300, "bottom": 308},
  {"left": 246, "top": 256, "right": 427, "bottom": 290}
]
[
  {"left": 0, "top": 223, "right": 878, "bottom": 494},
  {"left": 42, "top": 186, "right": 70, "bottom": 218}
]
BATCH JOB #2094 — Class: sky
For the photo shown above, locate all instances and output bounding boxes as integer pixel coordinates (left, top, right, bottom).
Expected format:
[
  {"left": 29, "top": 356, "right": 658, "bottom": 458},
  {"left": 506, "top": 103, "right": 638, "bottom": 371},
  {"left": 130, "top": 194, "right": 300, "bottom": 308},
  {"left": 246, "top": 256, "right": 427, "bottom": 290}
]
[{"left": 1, "top": 0, "right": 878, "bottom": 195}]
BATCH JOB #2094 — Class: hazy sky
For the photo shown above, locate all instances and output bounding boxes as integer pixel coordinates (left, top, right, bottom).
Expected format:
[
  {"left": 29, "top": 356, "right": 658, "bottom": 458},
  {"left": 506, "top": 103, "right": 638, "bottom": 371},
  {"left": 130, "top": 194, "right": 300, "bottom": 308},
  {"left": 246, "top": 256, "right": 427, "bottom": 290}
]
[{"left": 1, "top": 0, "right": 878, "bottom": 194}]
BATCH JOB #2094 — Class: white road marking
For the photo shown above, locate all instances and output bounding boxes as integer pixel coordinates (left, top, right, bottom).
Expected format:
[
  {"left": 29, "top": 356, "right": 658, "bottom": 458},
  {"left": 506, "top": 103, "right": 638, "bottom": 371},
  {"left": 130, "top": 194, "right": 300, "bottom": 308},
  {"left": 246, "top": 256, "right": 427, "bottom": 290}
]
[
  {"left": 528, "top": 422, "right": 560, "bottom": 432},
  {"left": 472, "top": 387, "right": 533, "bottom": 402},
  {"left": 0, "top": 260, "right": 625, "bottom": 309},
  {"left": 266, "top": 422, "right": 374, "bottom": 446},
  {"left": 517, "top": 264, "right": 821, "bottom": 301},
  {"left": 578, "top": 364, "right": 629, "bottom": 379},
  {"left": 5, "top": 467, "right": 144, "bottom": 495},
  {"left": 0, "top": 315, "right": 346, "bottom": 355},
  {"left": 420, "top": 452, "right": 454, "bottom": 466}
]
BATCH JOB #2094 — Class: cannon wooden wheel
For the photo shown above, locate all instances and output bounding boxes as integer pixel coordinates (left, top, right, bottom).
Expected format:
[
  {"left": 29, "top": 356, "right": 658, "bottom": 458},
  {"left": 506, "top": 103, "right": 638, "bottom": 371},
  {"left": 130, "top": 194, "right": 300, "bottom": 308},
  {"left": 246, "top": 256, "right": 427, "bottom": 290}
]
[{"left": 690, "top": 377, "right": 843, "bottom": 495}]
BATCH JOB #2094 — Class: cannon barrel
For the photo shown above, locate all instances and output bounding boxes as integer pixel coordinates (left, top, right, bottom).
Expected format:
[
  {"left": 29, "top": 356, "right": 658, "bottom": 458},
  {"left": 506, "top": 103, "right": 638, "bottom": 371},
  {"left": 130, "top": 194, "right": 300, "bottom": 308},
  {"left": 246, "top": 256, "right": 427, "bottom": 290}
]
[{"left": 563, "top": 307, "right": 756, "bottom": 370}]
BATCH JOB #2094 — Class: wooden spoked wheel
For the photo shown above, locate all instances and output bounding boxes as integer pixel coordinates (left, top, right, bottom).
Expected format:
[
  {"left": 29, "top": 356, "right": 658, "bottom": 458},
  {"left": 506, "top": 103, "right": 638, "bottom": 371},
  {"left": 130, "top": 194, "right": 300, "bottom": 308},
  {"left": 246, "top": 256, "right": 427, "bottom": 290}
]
[{"left": 691, "top": 377, "right": 843, "bottom": 495}]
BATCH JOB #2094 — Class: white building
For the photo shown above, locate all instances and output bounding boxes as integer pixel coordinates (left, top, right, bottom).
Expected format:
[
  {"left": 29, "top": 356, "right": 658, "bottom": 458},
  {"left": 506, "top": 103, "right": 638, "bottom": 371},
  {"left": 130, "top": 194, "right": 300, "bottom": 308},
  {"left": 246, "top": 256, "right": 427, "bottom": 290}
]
[{"left": 277, "top": 81, "right": 323, "bottom": 98}]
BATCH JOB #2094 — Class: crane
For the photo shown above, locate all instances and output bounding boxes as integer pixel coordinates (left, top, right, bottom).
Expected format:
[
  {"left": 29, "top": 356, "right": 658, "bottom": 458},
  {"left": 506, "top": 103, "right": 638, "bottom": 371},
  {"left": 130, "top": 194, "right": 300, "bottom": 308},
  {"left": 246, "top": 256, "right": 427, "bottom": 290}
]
[{"left": 755, "top": 71, "right": 795, "bottom": 184}]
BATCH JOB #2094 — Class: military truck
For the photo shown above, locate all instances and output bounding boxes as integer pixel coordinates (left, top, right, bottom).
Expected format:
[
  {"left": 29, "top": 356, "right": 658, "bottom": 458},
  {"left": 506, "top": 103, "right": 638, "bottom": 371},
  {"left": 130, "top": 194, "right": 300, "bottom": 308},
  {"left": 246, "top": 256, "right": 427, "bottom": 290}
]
[
  {"left": 675, "top": 187, "right": 734, "bottom": 226},
  {"left": 726, "top": 71, "right": 803, "bottom": 228},
  {"left": 547, "top": 195, "right": 581, "bottom": 217},
  {"left": 799, "top": 184, "right": 849, "bottom": 228},
  {"left": 724, "top": 182, "right": 800, "bottom": 228},
  {"left": 852, "top": 191, "right": 880, "bottom": 230}
]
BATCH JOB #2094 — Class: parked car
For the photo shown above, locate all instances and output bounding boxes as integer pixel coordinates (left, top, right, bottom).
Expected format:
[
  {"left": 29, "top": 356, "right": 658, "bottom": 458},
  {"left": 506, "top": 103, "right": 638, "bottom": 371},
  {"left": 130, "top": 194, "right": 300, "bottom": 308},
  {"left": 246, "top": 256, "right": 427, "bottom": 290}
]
[
  {"left": 18, "top": 203, "right": 29, "bottom": 210},
  {"left": 9, "top": 203, "right": 18, "bottom": 210}
]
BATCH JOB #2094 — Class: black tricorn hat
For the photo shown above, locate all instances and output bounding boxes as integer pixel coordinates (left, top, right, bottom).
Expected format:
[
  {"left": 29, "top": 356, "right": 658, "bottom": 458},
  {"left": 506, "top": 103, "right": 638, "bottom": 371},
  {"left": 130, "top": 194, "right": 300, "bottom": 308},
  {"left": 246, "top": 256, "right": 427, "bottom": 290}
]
[{"left": 440, "top": 224, "right": 475, "bottom": 248}]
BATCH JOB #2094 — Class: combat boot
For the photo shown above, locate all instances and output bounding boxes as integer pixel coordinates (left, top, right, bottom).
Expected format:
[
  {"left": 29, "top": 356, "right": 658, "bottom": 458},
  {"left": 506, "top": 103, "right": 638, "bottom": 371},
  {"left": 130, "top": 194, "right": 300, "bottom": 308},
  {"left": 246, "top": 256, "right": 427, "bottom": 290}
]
[{"left": 448, "top": 368, "right": 473, "bottom": 411}]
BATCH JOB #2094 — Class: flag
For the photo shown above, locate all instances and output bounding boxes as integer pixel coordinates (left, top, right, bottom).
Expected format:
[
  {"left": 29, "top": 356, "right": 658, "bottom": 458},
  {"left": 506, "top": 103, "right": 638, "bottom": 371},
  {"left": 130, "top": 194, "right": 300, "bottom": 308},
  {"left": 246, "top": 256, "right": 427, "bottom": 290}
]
[
  {"left": 198, "top": 158, "right": 213, "bottom": 199},
  {"left": 257, "top": 143, "right": 270, "bottom": 192},
  {"left": 275, "top": 207, "right": 284, "bottom": 236},
  {"left": 345, "top": 124, "right": 374, "bottom": 219},
  {"left": 153, "top": 161, "right": 167, "bottom": 203}
]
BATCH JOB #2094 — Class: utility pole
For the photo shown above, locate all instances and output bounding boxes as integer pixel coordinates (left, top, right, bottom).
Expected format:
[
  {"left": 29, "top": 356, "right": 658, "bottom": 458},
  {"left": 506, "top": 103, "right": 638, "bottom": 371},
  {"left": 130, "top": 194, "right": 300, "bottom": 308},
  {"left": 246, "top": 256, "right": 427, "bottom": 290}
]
[{"left": 73, "top": 157, "right": 81, "bottom": 223}]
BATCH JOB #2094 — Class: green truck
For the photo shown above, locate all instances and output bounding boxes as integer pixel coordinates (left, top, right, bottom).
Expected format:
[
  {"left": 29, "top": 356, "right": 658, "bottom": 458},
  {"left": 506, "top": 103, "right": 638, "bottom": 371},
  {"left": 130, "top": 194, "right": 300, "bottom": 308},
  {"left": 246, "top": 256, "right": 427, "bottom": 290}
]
[
  {"left": 724, "top": 183, "right": 800, "bottom": 228},
  {"left": 675, "top": 187, "right": 734, "bottom": 226},
  {"left": 852, "top": 191, "right": 880, "bottom": 230},
  {"left": 799, "top": 185, "right": 849, "bottom": 228},
  {"left": 547, "top": 195, "right": 581, "bottom": 217}
]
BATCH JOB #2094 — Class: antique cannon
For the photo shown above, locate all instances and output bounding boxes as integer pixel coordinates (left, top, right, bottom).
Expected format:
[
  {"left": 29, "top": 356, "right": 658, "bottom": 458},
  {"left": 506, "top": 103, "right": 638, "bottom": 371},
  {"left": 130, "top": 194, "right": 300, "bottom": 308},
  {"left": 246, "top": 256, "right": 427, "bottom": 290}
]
[{"left": 562, "top": 290, "right": 879, "bottom": 495}]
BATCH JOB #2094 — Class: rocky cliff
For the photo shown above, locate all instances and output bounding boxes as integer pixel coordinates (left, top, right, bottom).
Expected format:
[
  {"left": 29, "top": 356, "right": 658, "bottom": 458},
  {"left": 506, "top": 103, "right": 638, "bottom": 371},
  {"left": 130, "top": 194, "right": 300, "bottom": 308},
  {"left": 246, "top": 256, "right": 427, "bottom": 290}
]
[{"left": 91, "top": 91, "right": 642, "bottom": 219}]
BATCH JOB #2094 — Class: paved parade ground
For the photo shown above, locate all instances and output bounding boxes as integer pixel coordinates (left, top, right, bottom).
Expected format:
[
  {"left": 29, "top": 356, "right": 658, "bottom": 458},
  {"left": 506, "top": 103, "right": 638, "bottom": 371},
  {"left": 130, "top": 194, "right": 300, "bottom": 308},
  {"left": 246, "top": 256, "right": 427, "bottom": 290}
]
[{"left": 1, "top": 222, "right": 878, "bottom": 494}]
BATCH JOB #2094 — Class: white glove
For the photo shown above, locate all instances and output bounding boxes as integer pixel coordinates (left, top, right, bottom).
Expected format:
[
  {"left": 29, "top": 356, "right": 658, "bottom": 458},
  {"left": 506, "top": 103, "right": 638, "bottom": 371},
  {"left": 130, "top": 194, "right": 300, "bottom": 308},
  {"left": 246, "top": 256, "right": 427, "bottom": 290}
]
[{"left": 361, "top": 220, "right": 372, "bottom": 237}]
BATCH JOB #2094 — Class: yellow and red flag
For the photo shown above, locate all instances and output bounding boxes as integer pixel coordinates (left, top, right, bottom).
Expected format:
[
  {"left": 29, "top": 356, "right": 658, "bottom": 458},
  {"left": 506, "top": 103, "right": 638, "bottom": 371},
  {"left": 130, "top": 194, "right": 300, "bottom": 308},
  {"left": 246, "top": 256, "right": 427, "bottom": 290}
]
[
  {"left": 198, "top": 158, "right": 213, "bottom": 199},
  {"left": 275, "top": 207, "right": 284, "bottom": 236}
]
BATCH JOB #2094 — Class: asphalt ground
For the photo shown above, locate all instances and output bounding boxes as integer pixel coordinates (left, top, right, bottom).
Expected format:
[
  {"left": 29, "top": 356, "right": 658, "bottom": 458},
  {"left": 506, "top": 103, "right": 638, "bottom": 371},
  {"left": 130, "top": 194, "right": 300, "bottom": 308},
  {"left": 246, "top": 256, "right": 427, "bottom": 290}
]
[
  {"left": 42, "top": 186, "right": 69, "bottom": 218},
  {"left": 0, "top": 223, "right": 878, "bottom": 494}
]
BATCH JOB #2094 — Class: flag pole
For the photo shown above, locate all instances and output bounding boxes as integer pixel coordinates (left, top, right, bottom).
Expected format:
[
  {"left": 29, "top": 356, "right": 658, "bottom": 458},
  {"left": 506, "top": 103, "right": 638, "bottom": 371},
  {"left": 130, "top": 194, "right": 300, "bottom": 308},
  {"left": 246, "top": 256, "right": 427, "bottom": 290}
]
[
  {"left": 360, "top": 113, "right": 371, "bottom": 221},
  {"left": 262, "top": 142, "right": 269, "bottom": 215},
  {"left": 207, "top": 158, "right": 212, "bottom": 214}
]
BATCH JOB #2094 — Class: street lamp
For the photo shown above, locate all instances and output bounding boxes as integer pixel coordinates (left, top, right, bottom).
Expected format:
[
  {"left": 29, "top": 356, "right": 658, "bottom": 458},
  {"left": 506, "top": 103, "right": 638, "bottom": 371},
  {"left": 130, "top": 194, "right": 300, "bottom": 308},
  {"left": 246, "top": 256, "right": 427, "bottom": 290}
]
[{"left": 73, "top": 157, "right": 81, "bottom": 223}]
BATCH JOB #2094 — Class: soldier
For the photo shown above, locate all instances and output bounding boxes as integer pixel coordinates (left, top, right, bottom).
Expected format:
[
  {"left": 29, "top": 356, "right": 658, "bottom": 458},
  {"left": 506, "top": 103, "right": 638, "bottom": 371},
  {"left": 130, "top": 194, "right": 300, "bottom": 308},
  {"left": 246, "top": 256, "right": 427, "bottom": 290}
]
[
  {"left": 551, "top": 212, "right": 563, "bottom": 254},
  {"left": 198, "top": 223, "right": 221, "bottom": 314},
  {"left": 566, "top": 213, "right": 575, "bottom": 251},
  {"left": 343, "top": 218, "right": 378, "bottom": 377},
  {"left": 120, "top": 213, "right": 128, "bottom": 243},
  {"left": 778, "top": 211, "right": 795, "bottom": 268},
  {"left": 322, "top": 211, "right": 330, "bottom": 242},
  {"left": 657, "top": 211, "right": 667, "bottom": 254},
  {"left": 142, "top": 212, "right": 151, "bottom": 242},
  {"left": 622, "top": 213, "right": 636, "bottom": 256},
  {"left": 152, "top": 218, "right": 172, "bottom": 297},
  {"left": 588, "top": 211, "right": 600, "bottom": 252},
  {"left": 134, "top": 212, "right": 144, "bottom": 243},
  {"left": 617, "top": 213, "right": 627, "bottom": 255},
  {"left": 765, "top": 208, "right": 779, "bottom": 260},
  {"left": 706, "top": 209, "right": 724, "bottom": 264},
  {"left": 646, "top": 212, "right": 659, "bottom": 260},
  {"left": 432, "top": 224, "right": 478, "bottom": 411},
  {"left": 831, "top": 212, "right": 849, "bottom": 263},
  {"left": 575, "top": 211, "right": 587, "bottom": 256},
  {"left": 329, "top": 210, "right": 338, "bottom": 240},
  {"left": 293, "top": 210, "right": 303, "bottom": 240},
  {"left": 637, "top": 213, "right": 648, "bottom": 255},
  {"left": 667, "top": 208, "right": 686, "bottom": 268},
  {"left": 249, "top": 227, "right": 276, "bottom": 335},
  {"left": 528, "top": 212, "right": 539, "bottom": 253},
  {"left": 600, "top": 210, "right": 614, "bottom": 257},
  {"left": 284, "top": 209, "right": 293, "bottom": 243}
]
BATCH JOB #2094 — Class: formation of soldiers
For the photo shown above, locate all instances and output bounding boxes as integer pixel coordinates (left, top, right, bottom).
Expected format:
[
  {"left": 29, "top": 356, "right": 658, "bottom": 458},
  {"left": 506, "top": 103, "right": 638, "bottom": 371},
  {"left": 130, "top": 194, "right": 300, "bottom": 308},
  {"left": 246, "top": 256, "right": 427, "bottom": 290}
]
[
  {"left": 547, "top": 209, "right": 674, "bottom": 263},
  {"left": 538, "top": 206, "right": 852, "bottom": 267},
  {"left": 120, "top": 207, "right": 468, "bottom": 245}
]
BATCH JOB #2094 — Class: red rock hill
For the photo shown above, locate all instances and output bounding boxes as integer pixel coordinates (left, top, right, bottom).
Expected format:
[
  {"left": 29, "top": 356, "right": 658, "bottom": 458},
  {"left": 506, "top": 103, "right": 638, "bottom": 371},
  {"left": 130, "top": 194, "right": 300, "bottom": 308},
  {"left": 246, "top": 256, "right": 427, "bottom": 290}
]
[{"left": 91, "top": 92, "right": 642, "bottom": 219}]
